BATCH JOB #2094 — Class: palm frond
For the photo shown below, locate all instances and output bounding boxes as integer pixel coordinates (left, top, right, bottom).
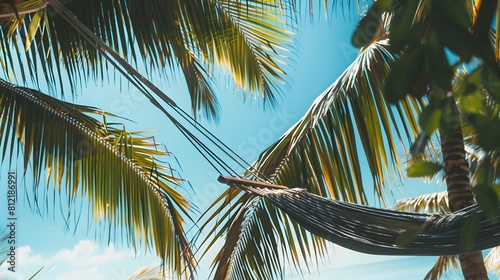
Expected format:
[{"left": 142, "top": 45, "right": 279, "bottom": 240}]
[
  {"left": 396, "top": 192, "right": 450, "bottom": 214},
  {"left": 0, "top": 0, "right": 294, "bottom": 120},
  {"left": 0, "top": 225, "right": 8, "bottom": 266},
  {"left": 485, "top": 246, "right": 500, "bottom": 275},
  {"left": 199, "top": 189, "right": 324, "bottom": 280},
  {"left": 200, "top": 36, "right": 423, "bottom": 279},
  {"left": 273, "top": 0, "right": 362, "bottom": 20},
  {"left": 27, "top": 266, "right": 44, "bottom": 280},
  {"left": 0, "top": 80, "right": 195, "bottom": 279},
  {"left": 204, "top": 0, "right": 293, "bottom": 107},
  {"left": 181, "top": 53, "right": 220, "bottom": 122},
  {"left": 127, "top": 262, "right": 165, "bottom": 280},
  {"left": 423, "top": 256, "right": 460, "bottom": 280},
  {"left": 254, "top": 37, "right": 422, "bottom": 203}
]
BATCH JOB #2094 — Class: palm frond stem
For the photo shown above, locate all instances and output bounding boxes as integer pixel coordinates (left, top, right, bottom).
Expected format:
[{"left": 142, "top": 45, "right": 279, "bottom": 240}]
[{"left": 0, "top": 0, "right": 47, "bottom": 18}]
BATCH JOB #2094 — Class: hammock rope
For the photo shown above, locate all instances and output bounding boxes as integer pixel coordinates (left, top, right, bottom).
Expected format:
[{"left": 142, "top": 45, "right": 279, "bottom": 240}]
[
  {"left": 219, "top": 175, "right": 500, "bottom": 256},
  {"left": 47, "top": 0, "right": 272, "bottom": 183}
]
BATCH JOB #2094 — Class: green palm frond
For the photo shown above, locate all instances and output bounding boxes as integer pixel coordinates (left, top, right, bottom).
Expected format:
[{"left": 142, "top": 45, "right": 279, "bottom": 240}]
[
  {"left": 200, "top": 189, "right": 320, "bottom": 280},
  {"left": 200, "top": 36, "right": 423, "bottom": 280},
  {"left": 0, "top": 225, "right": 8, "bottom": 266},
  {"left": 254, "top": 37, "right": 421, "bottom": 203},
  {"left": 272, "top": 0, "right": 362, "bottom": 19},
  {"left": 0, "top": 80, "right": 195, "bottom": 279},
  {"left": 396, "top": 192, "right": 450, "bottom": 214},
  {"left": 204, "top": 0, "right": 292, "bottom": 106},
  {"left": 0, "top": 0, "right": 293, "bottom": 120}
]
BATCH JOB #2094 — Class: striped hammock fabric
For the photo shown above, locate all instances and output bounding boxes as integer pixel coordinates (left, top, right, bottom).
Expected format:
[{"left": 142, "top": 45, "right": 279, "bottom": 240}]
[{"left": 219, "top": 176, "right": 500, "bottom": 256}]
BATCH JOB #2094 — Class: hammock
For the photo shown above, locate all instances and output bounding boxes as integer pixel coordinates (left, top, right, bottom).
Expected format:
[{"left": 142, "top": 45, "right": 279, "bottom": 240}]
[{"left": 219, "top": 176, "right": 500, "bottom": 256}]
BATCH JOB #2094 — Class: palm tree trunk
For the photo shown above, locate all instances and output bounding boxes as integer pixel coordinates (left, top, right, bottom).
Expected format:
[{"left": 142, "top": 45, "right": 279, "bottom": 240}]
[{"left": 440, "top": 99, "right": 488, "bottom": 280}]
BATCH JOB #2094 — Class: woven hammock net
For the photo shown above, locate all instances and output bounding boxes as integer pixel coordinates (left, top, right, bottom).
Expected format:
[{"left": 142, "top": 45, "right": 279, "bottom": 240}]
[{"left": 219, "top": 176, "right": 500, "bottom": 256}]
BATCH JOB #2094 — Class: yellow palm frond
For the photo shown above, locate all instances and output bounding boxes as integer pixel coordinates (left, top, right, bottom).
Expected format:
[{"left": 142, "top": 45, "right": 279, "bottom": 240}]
[
  {"left": 199, "top": 189, "right": 317, "bottom": 280},
  {"left": 0, "top": 0, "right": 294, "bottom": 120},
  {"left": 396, "top": 192, "right": 450, "bottom": 214},
  {"left": 127, "top": 262, "right": 165, "bottom": 280},
  {"left": 485, "top": 246, "right": 500, "bottom": 275},
  {"left": 204, "top": 0, "right": 293, "bottom": 106},
  {"left": 423, "top": 256, "right": 460, "bottom": 280},
  {"left": 0, "top": 80, "right": 195, "bottom": 279}
]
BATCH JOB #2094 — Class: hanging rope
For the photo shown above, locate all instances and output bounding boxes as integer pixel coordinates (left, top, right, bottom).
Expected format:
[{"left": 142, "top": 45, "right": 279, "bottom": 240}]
[{"left": 46, "top": 0, "right": 271, "bottom": 183}]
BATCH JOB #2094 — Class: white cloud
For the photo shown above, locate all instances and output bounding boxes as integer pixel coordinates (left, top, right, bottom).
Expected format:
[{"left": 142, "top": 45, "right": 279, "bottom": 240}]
[
  {"left": 3, "top": 239, "right": 156, "bottom": 280},
  {"left": 52, "top": 239, "right": 99, "bottom": 262},
  {"left": 51, "top": 240, "right": 125, "bottom": 266},
  {"left": 18, "top": 246, "right": 44, "bottom": 266},
  {"left": 283, "top": 244, "right": 420, "bottom": 279},
  {"left": 329, "top": 245, "right": 406, "bottom": 268},
  {"left": 1, "top": 246, "right": 44, "bottom": 279},
  {"left": 0, "top": 271, "right": 24, "bottom": 280},
  {"left": 55, "top": 266, "right": 108, "bottom": 280}
]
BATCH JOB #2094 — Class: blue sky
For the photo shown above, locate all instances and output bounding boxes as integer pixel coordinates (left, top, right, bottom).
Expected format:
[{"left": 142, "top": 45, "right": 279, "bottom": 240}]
[{"left": 0, "top": 7, "right": 479, "bottom": 280}]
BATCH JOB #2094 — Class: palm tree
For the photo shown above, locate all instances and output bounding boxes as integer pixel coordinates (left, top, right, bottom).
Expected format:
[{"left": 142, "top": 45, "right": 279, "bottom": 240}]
[
  {"left": 0, "top": 0, "right": 293, "bottom": 279},
  {"left": 202, "top": 0, "right": 500, "bottom": 279}
]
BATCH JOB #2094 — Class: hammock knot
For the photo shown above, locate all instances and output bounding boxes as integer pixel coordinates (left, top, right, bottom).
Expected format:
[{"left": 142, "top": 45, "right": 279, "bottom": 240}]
[{"left": 425, "top": 211, "right": 467, "bottom": 233}]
